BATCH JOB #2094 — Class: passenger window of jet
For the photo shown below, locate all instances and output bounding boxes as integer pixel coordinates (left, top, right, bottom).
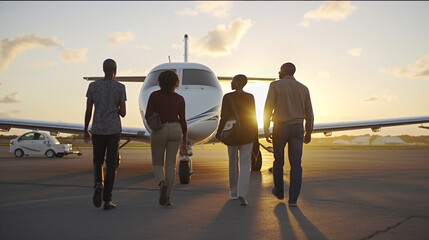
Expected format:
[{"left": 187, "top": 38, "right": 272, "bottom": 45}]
[
  {"left": 182, "top": 69, "right": 219, "bottom": 87},
  {"left": 144, "top": 69, "right": 177, "bottom": 89}
]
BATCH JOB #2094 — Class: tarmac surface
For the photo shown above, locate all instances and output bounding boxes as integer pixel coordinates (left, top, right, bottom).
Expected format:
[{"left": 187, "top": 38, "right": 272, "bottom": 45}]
[{"left": 0, "top": 145, "right": 429, "bottom": 240}]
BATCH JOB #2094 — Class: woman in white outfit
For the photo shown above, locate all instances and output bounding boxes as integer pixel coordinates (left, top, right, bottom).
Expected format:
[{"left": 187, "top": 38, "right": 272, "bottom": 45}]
[{"left": 216, "top": 75, "right": 258, "bottom": 206}]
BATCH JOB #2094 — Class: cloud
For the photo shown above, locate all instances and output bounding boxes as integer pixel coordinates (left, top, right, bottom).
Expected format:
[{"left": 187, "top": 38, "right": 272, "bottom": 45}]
[
  {"left": 134, "top": 43, "right": 149, "bottom": 50},
  {"left": 363, "top": 90, "right": 396, "bottom": 103},
  {"left": 61, "top": 48, "right": 88, "bottom": 62},
  {"left": 27, "top": 61, "right": 56, "bottom": 69},
  {"left": 318, "top": 71, "right": 331, "bottom": 79},
  {"left": 383, "top": 90, "right": 397, "bottom": 102},
  {"left": 303, "top": 1, "right": 357, "bottom": 26},
  {"left": 193, "top": 18, "right": 252, "bottom": 57},
  {"left": 300, "top": 21, "right": 311, "bottom": 28},
  {"left": 107, "top": 32, "right": 136, "bottom": 46},
  {"left": 0, "top": 92, "right": 21, "bottom": 103},
  {"left": 177, "top": 1, "right": 233, "bottom": 18},
  {"left": 348, "top": 48, "right": 362, "bottom": 57},
  {"left": 381, "top": 54, "right": 429, "bottom": 80},
  {"left": 0, "top": 110, "right": 20, "bottom": 118},
  {"left": 363, "top": 95, "right": 378, "bottom": 102},
  {"left": 0, "top": 34, "right": 64, "bottom": 71}
]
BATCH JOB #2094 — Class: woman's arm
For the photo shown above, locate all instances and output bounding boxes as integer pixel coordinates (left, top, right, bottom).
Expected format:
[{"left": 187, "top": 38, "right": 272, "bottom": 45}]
[
  {"left": 145, "top": 94, "right": 154, "bottom": 120},
  {"left": 179, "top": 97, "right": 188, "bottom": 155},
  {"left": 215, "top": 94, "right": 230, "bottom": 139}
]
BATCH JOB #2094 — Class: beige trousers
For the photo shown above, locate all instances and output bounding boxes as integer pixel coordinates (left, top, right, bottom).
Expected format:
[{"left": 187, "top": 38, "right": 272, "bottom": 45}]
[
  {"left": 150, "top": 122, "right": 183, "bottom": 198},
  {"left": 227, "top": 142, "right": 253, "bottom": 198}
]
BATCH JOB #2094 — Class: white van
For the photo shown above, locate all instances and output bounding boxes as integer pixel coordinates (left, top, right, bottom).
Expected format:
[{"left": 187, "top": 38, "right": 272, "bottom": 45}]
[{"left": 10, "top": 131, "right": 82, "bottom": 158}]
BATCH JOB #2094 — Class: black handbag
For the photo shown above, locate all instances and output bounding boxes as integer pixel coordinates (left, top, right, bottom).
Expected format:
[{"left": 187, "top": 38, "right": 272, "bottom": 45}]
[
  {"left": 220, "top": 97, "right": 241, "bottom": 145},
  {"left": 147, "top": 112, "right": 162, "bottom": 130}
]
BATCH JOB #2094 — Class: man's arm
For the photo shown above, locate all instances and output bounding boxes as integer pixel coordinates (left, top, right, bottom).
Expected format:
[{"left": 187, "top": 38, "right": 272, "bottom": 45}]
[
  {"left": 119, "top": 84, "right": 127, "bottom": 118},
  {"left": 84, "top": 98, "right": 93, "bottom": 143},
  {"left": 263, "top": 83, "right": 275, "bottom": 143},
  {"left": 119, "top": 101, "right": 126, "bottom": 117},
  {"left": 304, "top": 90, "right": 314, "bottom": 144}
]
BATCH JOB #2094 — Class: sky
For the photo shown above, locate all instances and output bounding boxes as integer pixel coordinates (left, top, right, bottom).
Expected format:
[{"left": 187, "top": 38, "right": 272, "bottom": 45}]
[{"left": 1, "top": 1, "right": 429, "bottom": 137}]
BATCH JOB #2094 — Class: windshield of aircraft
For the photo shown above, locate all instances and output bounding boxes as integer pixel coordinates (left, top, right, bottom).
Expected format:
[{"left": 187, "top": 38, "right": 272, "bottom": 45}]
[
  {"left": 143, "top": 69, "right": 176, "bottom": 89},
  {"left": 182, "top": 69, "right": 219, "bottom": 87}
]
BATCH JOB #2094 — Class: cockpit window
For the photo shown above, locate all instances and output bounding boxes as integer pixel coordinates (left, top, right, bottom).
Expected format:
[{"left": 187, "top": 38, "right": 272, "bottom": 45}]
[
  {"left": 143, "top": 69, "right": 177, "bottom": 89},
  {"left": 182, "top": 69, "right": 220, "bottom": 87},
  {"left": 143, "top": 70, "right": 162, "bottom": 88}
]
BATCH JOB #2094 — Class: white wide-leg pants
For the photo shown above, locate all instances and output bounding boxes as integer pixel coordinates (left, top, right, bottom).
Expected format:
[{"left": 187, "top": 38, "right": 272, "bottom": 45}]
[{"left": 227, "top": 142, "right": 253, "bottom": 198}]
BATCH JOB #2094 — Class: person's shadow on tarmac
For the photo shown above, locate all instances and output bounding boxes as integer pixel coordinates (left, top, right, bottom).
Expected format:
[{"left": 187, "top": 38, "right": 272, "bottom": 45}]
[{"left": 275, "top": 202, "right": 327, "bottom": 240}]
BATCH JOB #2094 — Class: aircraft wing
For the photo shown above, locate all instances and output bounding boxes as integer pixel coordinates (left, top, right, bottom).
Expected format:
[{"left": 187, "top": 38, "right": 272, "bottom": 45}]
[
  {"left": 83, "top": 76, "right": 146, "bottom": 82},
  {"left": 256, "top": 116, "right": 429, "bottom": 138},
  {"left": 0, "top": 118, "right": 150, "bottom": 142},
  {"left": 312, "top": 116, "right": 429, "bottom": 135},
  {"left": 84, "top": 76, "right": 273, "bottom": 83},
  {"left": 217, "top": 76, "right": 276, "bottom": 81},
  {"left": 205, "top": 115, "right": 429, "bottom": 144}
]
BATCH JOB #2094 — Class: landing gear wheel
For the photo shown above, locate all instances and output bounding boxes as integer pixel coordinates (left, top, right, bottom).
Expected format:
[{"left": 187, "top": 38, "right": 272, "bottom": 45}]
[
  {"left": 45, "top": 149, "right": 55, "bottom": 158},
  {"left": 179, "top": 160, "right": 190, "bottom": 184},
  {"left": 14, "top": 149, "right": 24, "bottom": 158},
  {"left": 251, "top": 142, "right": 262, "bottom": 171}
]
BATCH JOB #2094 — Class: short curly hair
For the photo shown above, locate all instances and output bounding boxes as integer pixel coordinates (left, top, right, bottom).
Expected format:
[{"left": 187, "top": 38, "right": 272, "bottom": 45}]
[{"left": 158, "top": 70, "right": 179, "bottom": 92}]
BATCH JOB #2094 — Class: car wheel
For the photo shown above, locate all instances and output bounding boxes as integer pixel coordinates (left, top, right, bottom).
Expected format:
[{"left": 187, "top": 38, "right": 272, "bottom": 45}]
[
  {"left": 14, "top": 149, "right": 24, "bottom": 158},
  {"left": 45, "top": 149, "right": 55, "bottom": 158}
]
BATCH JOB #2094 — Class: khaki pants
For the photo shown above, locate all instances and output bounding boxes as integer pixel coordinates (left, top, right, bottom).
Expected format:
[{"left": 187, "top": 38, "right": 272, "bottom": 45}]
[
  {"left": 150, "top": 122, "right": 183, "bottom": 198},
  {"left": 227, "top": 142, "right": 253, "bottom": 198}
]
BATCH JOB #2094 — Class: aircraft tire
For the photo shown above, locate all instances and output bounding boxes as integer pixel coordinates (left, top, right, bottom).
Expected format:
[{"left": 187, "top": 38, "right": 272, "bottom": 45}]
[
  {"left": 179, "top": 160, "right": 190, "bottom": 184},
  {"left": 14, "top": 149, "right": 24, "bottom": 158},
  {"left": 251, "top": 142, "right": 262, "bottom": 171},
  {"left": 251, "top": 150, "right": 262, "bottom": 171}
]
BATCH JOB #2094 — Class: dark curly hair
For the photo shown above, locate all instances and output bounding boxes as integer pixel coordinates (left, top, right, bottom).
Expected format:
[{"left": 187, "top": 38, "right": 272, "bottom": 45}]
[{"left": 158, "top": 70, "right": 179, "bottom": 92}]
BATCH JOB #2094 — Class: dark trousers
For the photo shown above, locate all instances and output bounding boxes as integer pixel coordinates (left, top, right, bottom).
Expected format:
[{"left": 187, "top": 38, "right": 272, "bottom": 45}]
[
  {"left": 92, "top": 133, "right": 120, "bottom": 202},
  {"left": 272, "top": 123, "right": 304, "bottom": 203}
]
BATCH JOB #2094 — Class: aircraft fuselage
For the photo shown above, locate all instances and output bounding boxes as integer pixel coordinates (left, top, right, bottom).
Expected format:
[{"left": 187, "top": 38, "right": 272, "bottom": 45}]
[{"left": 139, "top": 62, "right": 223, "bottom": 144}]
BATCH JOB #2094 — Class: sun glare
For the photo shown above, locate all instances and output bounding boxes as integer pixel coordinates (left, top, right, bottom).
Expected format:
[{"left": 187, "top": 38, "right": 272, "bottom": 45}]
[{"left": 220, "top": 80, "right": 271, "bottom": 128}]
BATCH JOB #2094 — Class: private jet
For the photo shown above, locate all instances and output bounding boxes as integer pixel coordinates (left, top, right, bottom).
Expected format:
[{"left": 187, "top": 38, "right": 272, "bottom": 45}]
[{"left": 1, "top": 34, "right": 429, "bottom": 184}]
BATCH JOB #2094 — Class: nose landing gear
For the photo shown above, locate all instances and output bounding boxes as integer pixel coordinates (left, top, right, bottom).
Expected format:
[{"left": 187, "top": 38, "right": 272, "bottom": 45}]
[{"left": 178, "top": 144, "right": 194, "bottom": 184}]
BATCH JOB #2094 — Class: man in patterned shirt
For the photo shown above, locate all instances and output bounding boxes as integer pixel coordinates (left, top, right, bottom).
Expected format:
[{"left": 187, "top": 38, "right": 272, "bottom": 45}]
[{"left": 84, "top": 59, "right": 127, "bottom": 210}]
